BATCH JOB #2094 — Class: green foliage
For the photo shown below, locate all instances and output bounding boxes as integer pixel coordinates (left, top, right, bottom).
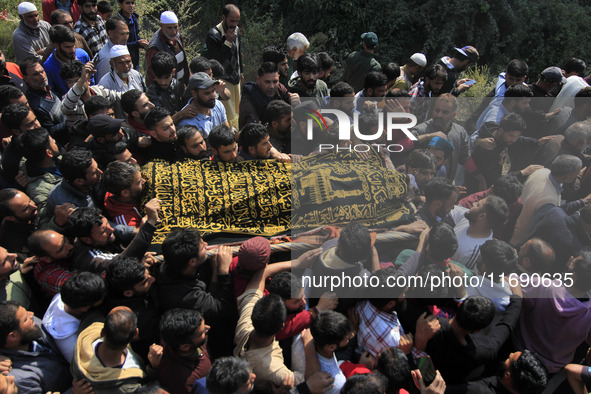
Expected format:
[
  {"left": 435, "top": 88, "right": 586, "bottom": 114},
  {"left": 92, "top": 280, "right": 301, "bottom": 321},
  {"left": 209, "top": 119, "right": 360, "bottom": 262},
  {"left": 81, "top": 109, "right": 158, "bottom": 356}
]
[
  {"left": 456, "top": 65, "right": 496, "bottom": 122},
  {"left": 240, "top": 12, "right": 284, "bottom": 81}
]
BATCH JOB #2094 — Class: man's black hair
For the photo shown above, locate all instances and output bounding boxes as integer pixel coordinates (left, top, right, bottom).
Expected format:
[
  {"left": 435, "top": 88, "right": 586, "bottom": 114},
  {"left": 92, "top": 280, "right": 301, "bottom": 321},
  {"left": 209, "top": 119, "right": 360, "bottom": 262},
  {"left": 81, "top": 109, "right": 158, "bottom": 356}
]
[
  {"left": 406, "top": 150, "right": 436, "bottom": 171},
  {"left": 368, "top": 267, "right": 405, "bottom": 308},
  {"left": 296, "top": 53, "right": 319, "bottom": 73},
  {"left": 506, "top": 59, "right": 528, "bottom": 78},
  {"left": 456, "top": 296, "right": 495, "bottom": 331},
  {"left": 383, "top": 62, "right": 400, "bottom": 82},
  {"left": 50, "top": 9, "right": 70, "bottom": 25},
  {"left": 19, "top": 57, "right": 42, "bottom": 77},
  {"left": 317, "top": 52, "right": 334, "bottom": 71},
  {"left": 0, "top": 85, "right": 24, "bottom": 110},
  {"left": 238, "top": 123, "right": 268, "bottom": 149},
  {"left": 262, "top": 46, "right": 287, "bottom": 64},
  {"left": 257, "top": 62, "right": 278, "bottom": 77},
  {"left": 49, "top": 24, "right": 75, "bottom": 44},
  {"left": 492, "top": 174, "right": 523, "bottom": 205},
  {"left": 511, "top": 350, "right": 549, "bottom": 394},
  {"left": 59, "top": 148, "right": 94, "bottom": 183},
  {"left": 499, "top": 113, "right": 527, "bottom": 133},
  {"left": 206, "top": 357, "right": 252, "bottom": 394},
  {"left": 106, "top": 257, "right": 146, "bottom": 298},
  {"left": 151, "top": 52, "right": 176, "bottom": 79},
  {"left": 341, "top": 373, "right": 387, "bottom": 394},
  {"left": 251, "top": 294, "right": 286, "bottom": 337},
  {"left": 428, "top": 222, "right": 458, "bottom": 260},
  {"left": 190, "top": 57, "right": 211, "bottom": 74},
  {"left": 263, "top": 100, "right": 290, "bottom": 124},
  {"left": 84, "top": 95, "right": 112, "bottom": 117},
  {"left": 385, "top": 90, "right": 410, "bottom": 98},
  {"left": 268, "top": 271, "right": 302, "bottom": 300},
  {"left": 424, "top": 177, "right": 456, "bottom": 203},
  {"left": 424, "top": 64, "right": 447, "bottom": 81},
  {"left": 77, "top": 0, "right": 97, "bottom": 8},
  {"left": 161, "top": 229, "right": 203, "bottom": 274},
  {"left": 59, "top": 59, "right": 83, "bottom": 80},
  {"left": 20, "top": 128, "right": 52, "bottom": 165},
  {"left": 102, "top": 308, "right": 137, "bottom": 350},
  {"left": 160, "top": 308, "right": 204, "bottom": 351},
  {"left": 562, "top": 58, "right": 586, "bottom": 76},
  {"left": 209, "top": 59, "right": 224, "bottom": 79},
  {"left": 61, "top": 271, "right": 105, "bottom": 309},
  {"left": 503, "top": 84, "right": 533, "bottom": 100},
  {"left": 0, "top": 301, "right": 20, "bottom": 347},
  {"left": 67, "top": 207, "right": 104, "bottom": 239},
  {"left": 98, "top": 0, "right": 113, "bottom": 13},
  {"left": 573, "top": 250, "right": 591, "bottom": 292},
  {"left": 0, "top": 188, "right": 19, "bottom": 219},
  {"left": 337, "top": 222, "right": 371, "bottom": 264},
  {"left": 208, "top": 125, "right": 235, "bottom": 150},
  {"left": 378, "top": 347, "right": 412, "bottom": 393},
  {"left": 176, "top": 125, "right": 202, "bottom": 147},
  {"left": 103, "top": 161, "right": 140, "bottom": 196},
  {"left": 144, "top": 107, "right": 170, "bottom": 131},
  {"left": 121, "top": 89, "right": 144, "bottom": 116},
  {"left": 310, "top": 310, "right": 353, "bottom": 349},
  {"left": 479, "top": 239, "right": 517, "bottom": 276},
  {"left": 364, "top": 71, "right": 388, "bottom": 90},
  {"left": 1, "top": 103, "right": 30, "bottom": 130},
  {"left": 482, "top": 195, "right": 509, "bottom": 228},
  {"left": 330, "top": 82, "right": 354, "bottom": 97},
  {"left": 105, "top": 15, "right": 124, "bottom": 32}
]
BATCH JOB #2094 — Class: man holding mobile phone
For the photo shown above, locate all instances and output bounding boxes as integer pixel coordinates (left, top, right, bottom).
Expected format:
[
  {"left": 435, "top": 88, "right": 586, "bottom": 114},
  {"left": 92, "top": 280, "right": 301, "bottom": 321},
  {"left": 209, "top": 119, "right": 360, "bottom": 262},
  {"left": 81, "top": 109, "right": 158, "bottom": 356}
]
[{"left": 437, "top": 46, "right": 480, "bottom": 96}]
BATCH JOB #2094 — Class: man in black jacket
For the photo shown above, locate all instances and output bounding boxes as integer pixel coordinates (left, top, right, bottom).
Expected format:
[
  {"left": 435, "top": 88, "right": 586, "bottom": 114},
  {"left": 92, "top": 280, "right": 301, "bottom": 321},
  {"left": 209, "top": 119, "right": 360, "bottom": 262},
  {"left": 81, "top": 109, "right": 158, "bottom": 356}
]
[
  {"left": 204, "top": 4, "right": 244, "bottom": 128},
  {"left": 155, "top": 228, "right": 236, "bottom": 358}
]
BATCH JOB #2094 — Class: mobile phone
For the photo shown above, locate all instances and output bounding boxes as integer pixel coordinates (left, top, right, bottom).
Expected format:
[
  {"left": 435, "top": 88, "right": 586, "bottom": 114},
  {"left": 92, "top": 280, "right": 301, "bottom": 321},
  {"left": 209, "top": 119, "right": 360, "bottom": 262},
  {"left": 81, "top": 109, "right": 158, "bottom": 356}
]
[
  {"left": 465, "top": 79, "right": 476, "bottom": 86},
  {"left": 91, "top": 51, "right": 100, "bottom": 64},
  {"left": 417, "top": 356, "right": 437, "bottom": 387}
]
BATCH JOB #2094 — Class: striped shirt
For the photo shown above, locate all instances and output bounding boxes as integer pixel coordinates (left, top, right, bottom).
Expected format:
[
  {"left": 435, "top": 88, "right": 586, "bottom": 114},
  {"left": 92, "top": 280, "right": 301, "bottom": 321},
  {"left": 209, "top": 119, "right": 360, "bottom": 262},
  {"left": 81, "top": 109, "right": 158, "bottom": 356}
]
[{"left": 74, "top": 16, "right": 108, "bottom": 56}]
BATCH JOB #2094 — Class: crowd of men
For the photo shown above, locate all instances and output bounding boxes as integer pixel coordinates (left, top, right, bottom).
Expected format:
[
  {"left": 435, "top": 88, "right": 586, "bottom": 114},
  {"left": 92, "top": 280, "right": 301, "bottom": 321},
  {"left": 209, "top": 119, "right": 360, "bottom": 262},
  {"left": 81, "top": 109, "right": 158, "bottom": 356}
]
[{"left": 1, "top": 0, "right": 591, "bottom": 393}]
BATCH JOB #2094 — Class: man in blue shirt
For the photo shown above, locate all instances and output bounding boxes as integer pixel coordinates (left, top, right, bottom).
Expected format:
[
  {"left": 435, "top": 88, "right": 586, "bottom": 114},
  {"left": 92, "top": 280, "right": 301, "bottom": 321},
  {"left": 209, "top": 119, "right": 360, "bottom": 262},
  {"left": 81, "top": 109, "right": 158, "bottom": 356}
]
[{"left": 43, "top": 24, "right": 90, "bottom": 97}]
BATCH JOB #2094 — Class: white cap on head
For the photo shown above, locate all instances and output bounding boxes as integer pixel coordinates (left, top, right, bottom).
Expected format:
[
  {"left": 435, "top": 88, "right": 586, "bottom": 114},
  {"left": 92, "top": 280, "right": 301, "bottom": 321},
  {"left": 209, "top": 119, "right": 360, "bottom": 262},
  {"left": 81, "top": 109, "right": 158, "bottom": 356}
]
[
  {"left": 160, "top": 11, "right": 178, "bottom": 24},
  {"left": 410, "top": 53, "right": 427, "bottom": 67},
  {"left": 110, "top": 45, "right": 130, "bottom": 59},
  {"left": 17, "top": 1, "right": 37, "bottom": 15}
]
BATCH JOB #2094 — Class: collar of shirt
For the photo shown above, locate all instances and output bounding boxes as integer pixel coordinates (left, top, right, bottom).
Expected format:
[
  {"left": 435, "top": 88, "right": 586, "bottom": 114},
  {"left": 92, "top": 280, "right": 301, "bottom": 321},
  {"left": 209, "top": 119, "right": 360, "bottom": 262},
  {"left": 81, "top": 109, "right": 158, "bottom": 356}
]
[{"left": 549, "top": 173, "right": 563, "bottom": 194}]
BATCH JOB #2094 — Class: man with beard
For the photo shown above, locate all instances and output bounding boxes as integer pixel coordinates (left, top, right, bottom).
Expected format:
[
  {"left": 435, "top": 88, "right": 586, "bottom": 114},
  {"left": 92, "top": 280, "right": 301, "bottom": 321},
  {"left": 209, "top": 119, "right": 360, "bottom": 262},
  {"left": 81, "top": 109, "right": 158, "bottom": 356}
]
[
  {"left": 28, "top": 230, "right": 75, "bottom": 297},
  {"left": 21, "top": 58, "right": 67, "bottom": 140},
  {"left": 177, "top": 125, "right": 208, "bottom": 160},
  {"left": 264, "top": 100, "right": 292, "bottom": 154},
  {"left": 412, "top": 94, "right": 471, "bottom": 183},
  {"left": 237, "top": 123, "right": 273, "bottom": 161},
  {"left": 0, "top": 246, "right": 36, "bottom": 308},
  {"left": 268, "top": 272, "right": 338, "bottom": 342},
  {"left": 146, "top": 11, "right": 189, "bottom": 86},
  {"left": 150, "top": 308, "right": 212, "bottom": 393},
  {"left": 353, "top": 71, "right": 388, "bottom": 113},
  {"left": 98, "top": 45, "right": 145, "bottom": 94},
  {"left": 50, "top": 9, "right": 92, "bottom": 57},
  {"left": 474, "top": 84, "right": 533, "bottom": 134},
  {"left": 263, "top": 46, "right": 290, "bottom": 87},
  {"left": 144, "top": 106, "right": 181, "bottom": 162},
  {"left": 448, "top": 195, "right": 508, "bottom": 271},
  {"left": 288, "top": 53, "right": 329, "bottom": 109},
  {"left": 437, "top": 46, "right": 480, "bottom": 96},
  {"left": 121, "top": 89, "right": 154, "bottom": 135},
  {"left": 86, "top": 113, "right": 142, "bottom": 167},
  {"left": 469, "top": 113, "right": 540, "bottom": 191},
  {"left": 409, "top": 64, "right": 447, "bottom": 123},
  {"left": 104, "top": 256, "right": 158, "bottom": 361},
  {"left": 1, "top": 104, "right": 42, "bottom": 186},
  {"left": 446, "top": 350, "right": 548, "bottom": 394},
  {"left": 103, "top": 161, "right": 145, "bottom": 228},
  {"left": 239, "top": 62, "right": 292, "bottom": 129},
  {"left": 68, "top": 201, "right": 159, "bottom": 273},
  {"left": 209, "top": 125, "right": 238, "bottom": 163},
  {"left": 73, "top": 0, "right": 107, "bottom": 56},
  {"left": 205, "top": 4, "right": 244, "bottom": 129},
  {"left": 0, "top": 189, "right": 39, "bottom": 254},
  {"left": 94, "top": 17, "right": 129, "bottom": 82},
  {"left": 43, "top": 25, "right": 90, "bottom": 97},
  {"left": 19, "top": 128, "right": 62, "bottom": 213},
  {"left": 13, "top": 2, "right": 52, "bottom": 63},
  {"left": 417, "top": 177, "right": 458, "bottom": 228},
  {"left": 0, "top": 301, "right": 71, "bottom": 393},
  {"left": 178, "top": 73, "right": 229, "bottom": 137}
]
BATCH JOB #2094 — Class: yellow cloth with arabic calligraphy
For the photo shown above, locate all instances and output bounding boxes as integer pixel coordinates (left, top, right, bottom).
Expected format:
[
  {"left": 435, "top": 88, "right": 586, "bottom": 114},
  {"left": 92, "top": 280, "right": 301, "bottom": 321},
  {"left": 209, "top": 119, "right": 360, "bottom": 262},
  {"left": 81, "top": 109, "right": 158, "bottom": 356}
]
[{"left": 142, "top": 159, "right": 291, "bottom": 244}]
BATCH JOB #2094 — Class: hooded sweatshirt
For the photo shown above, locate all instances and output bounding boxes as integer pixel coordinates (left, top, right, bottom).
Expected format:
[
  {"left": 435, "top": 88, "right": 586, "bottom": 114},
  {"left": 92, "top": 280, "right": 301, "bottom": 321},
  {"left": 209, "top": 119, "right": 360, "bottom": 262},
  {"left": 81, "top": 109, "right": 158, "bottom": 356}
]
[{"left": 42, "top": 294, "right": 80, "bottom": 363}]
